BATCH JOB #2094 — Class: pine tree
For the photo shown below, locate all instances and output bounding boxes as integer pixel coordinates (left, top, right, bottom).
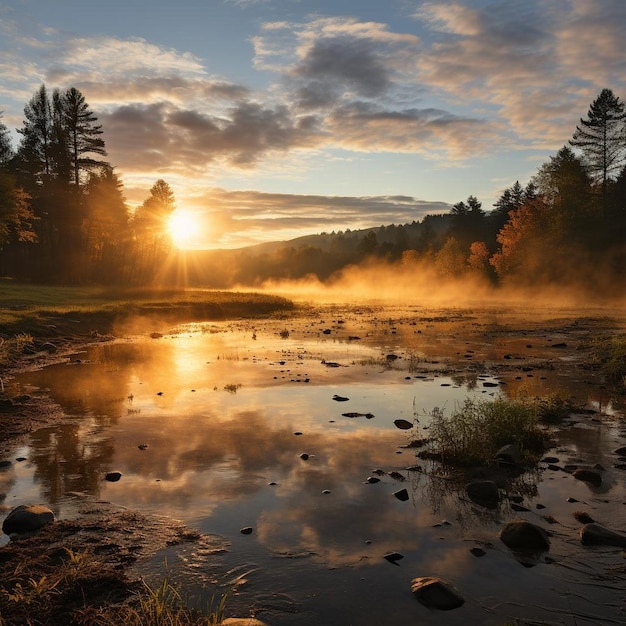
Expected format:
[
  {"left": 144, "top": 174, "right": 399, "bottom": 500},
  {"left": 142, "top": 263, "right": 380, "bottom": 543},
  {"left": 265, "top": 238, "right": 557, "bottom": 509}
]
[
  {"left": 570, "top": 88, "right": 626, "bottom": 209},
  {"left": 60, "top": 87, "right": 107, "bottom": 186}
]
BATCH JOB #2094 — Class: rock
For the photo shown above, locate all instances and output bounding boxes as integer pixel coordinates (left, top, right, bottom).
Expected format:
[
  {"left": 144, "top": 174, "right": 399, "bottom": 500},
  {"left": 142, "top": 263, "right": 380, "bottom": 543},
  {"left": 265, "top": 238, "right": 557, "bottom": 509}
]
[
  {"left": 0, "top": 460, "right": 11, "bottom": 469},
  {"left": 240, "top": 527, "right": 253, "bottom": 535},
  {"left": 322, "top": 490, "right": 331, "bottom": 495},
  {"left": 495, "top": 443, "right": 521, "bottom": 465},
  {"left": 579, "top": 523, "right": 626, "bottom": 547},
  {"left": 614, "top": 446, "right": 626, "bottom": 456},
  {"left": 470, "top": 547, "right": 486, "bottom": 557},
  {"left": 383, "top": 552, "right": 404, "bottom": 564},
  {"left": 332, "top": 394, "right": 349, "bottom": 402},
  {"left": 393, "top": 488, "right": 409, "bottom": 502},
  {"left": 389, "top": 471, "right": 406, "bottom": 481},
  {"left": 411, "top": 577, "right": 464, "bottom": 610},
  {"left": 105, "top": 471, "right": 122, "bottom": 482},
  {"left": 394, "top": 419, "right": 413, "bottom": 430},
  {"left": 573, "top": 511, "right": 594, "bottom": 524},
  {"left": 366, "top": 476, "right": 381, "bottom": 484},
  {"left": 541, "top": 456, "right": 559, "bottom": 463},
  {"left": 299, "top": 453, "right": 309, "bottom": 461},
  {"left": 500, "top": 520, "right": 550, "bottom": 552},
  {"left": 465, "top": 480, "right": 499, "bottom": 508},
  {"left": 2, "top": 504, "right": 55, "bottom": 535},
  {"left": 573, "top": 469, "right": 602, "bottom": 486}
]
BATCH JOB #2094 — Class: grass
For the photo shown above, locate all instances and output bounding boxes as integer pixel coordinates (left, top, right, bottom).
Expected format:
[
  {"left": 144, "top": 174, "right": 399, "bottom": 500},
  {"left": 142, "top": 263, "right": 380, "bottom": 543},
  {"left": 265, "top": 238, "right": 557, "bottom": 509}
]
[
  {"left": 590, "top": 333, "right": 626, "bottom": 387},
  {"left": 0, "top": 548, "right": 226, "bottom": 626},
  {"left": 425, "top": 397, "right": 547, "bottom": 466},
  {"left": 0, "top": 280, "right": 295, "bottom": 367}
]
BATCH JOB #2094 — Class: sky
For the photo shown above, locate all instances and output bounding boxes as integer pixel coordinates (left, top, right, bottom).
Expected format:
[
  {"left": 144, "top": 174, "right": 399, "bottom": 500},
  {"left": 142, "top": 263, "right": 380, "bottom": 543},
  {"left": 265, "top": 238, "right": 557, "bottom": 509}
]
[{"left": 1, "top": 0, "right": 626, "bottom": 249}]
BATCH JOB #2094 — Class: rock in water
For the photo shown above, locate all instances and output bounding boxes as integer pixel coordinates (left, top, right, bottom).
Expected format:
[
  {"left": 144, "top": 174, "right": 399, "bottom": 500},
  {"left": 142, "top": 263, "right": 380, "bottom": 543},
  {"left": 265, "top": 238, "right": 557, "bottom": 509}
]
[
  {"left": 495, "top": 443, "right": 521, "bottom": 465},
  {"left": 579, "top": 523, "right": 626, "bottom": 547},
  {"left": 393, "top": 488, "right": 409, "bottom": 501},
  {"left": 105, "top": 471, "right": 123, "bottom": 482},
  {"left": 411, "top": 577, "right": 464, "bottom": 610},
  {"left": 465, "top": 480, "right": 500, "bottom": 508},
  {"left": 394, "top": 419, "right": 413, "bottom": 430},
  {"left": 2, "top": 504, "right": 55, "bottom": 535},
  {"left": 572, "top": 468, "right": 602, "bottom": 486},
  {"left": 499, "top": 520, "right": 550, "bottom": 552}
]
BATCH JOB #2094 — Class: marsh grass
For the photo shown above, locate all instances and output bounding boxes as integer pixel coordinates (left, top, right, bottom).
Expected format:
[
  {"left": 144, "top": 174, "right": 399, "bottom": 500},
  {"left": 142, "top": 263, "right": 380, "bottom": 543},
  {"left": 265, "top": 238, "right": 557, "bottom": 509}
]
[
  {"left": 590, "top": 334, "right": 626, "bottom": 386},
  {"left": 426, "top": 397, "right": 546, "bottom": 466},
  {"left": 0, "top": 548, "right": 225, "bottom": 626},
  {"left": 0, "top": 281, "right": 294, "bottom": 368}
]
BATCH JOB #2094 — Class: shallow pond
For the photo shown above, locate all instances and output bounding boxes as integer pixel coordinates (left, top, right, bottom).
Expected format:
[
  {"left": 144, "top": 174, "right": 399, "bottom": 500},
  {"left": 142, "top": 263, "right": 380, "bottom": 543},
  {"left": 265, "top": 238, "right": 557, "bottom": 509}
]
[{"left": 1, "top": 307, "right": 626, "bottom": 625}]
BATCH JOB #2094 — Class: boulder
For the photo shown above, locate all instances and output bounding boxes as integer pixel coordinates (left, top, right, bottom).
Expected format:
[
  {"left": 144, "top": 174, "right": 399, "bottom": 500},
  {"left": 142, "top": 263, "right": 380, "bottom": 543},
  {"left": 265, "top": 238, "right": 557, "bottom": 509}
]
[
  {"left": 499, "top": 520, "right": 550, "bottom": 552},
  {"left": 579, "top": 523, "right": 626, "bottom": 548},
  {"left": 2, "top": 504, "right": 55, "bottom": 535},
  {"left": 465, "top": 480, "right": 500, "bottom": 508},
  {"left": 393, "top": 488, "right": 409, "bottom": 502},
  {"left": 411, "top": 576, "right": 464, "bottom": 610},
  {"left": 495, "top": 443, "right": 521, "bottom": 465},
  {"left": 572, "top": 468, "right": 602, "bottom": 486}
]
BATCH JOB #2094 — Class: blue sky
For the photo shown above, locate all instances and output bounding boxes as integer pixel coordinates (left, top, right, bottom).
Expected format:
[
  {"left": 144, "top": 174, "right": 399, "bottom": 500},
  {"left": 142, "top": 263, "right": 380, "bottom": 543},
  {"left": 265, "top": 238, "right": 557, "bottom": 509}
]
[{"left": 1, "top": 0, "right": 625, "bottom": 248}]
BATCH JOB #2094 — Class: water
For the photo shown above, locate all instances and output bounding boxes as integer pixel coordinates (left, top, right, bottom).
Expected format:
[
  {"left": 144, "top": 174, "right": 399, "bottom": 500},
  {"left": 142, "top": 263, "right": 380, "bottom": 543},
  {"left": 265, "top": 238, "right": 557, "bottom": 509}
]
[{"left": 1, "top": 313, "right": 625, "bottom": 625}]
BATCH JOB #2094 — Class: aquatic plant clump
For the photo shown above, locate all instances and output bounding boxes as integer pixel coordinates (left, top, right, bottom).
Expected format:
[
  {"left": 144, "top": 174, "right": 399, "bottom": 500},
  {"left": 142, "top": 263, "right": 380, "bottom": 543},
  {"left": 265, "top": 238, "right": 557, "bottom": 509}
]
[
  {"left": 427, "top": 397, "right": 546, "bottom": 466},
  {"left": 591, "top": 334, "right": 626, "bottom": 386}
]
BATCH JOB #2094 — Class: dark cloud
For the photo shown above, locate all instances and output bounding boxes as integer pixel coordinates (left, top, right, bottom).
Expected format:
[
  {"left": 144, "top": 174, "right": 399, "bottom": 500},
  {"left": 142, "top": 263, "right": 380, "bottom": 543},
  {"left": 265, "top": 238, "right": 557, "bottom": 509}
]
[
  {"left": 102, "top": 100, "right": 320, "bottom": 171},
  {"left": 292, "top": 36, "right": 391, "bottom": 104}
]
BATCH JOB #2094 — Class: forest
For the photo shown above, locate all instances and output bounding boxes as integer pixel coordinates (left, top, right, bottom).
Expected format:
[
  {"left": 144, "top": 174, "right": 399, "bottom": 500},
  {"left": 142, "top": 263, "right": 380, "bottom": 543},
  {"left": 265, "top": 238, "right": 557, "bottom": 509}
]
[{"left": 0, "top": 86, "right": 625, "bottom": 292}]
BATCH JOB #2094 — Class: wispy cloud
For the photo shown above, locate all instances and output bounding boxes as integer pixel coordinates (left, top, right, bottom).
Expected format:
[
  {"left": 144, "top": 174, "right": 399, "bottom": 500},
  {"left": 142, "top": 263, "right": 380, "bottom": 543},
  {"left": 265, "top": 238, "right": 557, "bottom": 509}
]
[{"left": 186, "top": 188, "right": 450, "bottom": 248}]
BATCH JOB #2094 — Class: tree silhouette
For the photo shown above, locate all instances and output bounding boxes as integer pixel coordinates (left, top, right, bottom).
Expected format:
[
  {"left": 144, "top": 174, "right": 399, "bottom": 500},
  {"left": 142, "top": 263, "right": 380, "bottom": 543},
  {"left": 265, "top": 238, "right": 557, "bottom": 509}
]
[{"left": 570, "top": 88, "right": 626, "bottom": 215}]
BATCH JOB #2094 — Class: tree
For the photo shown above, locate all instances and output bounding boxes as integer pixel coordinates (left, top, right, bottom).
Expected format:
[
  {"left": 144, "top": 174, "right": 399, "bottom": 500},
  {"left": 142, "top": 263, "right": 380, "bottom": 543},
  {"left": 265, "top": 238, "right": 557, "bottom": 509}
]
[
  {"left": 0, "top": 171, "right": 36, "bottom": 247},
  {"left": 60, "top": 87, "right": 107, "bottom": 186},
  {"left": 82, "top": 167, "right": 129, "bottom": 281},
  {"left": 449, "top": 195, "right": 486, "bottom": 246},
  {"left": 570, "top": 88, "right": 626, "bottom": 211},
  {"left": 131, "top": 179, "right": 176, "bottom": 283},
  {"left": 15, "top": 85, "right": 54, "bottom": 186},
  {"left": 533, "top": 146, "right": 593, "bottom": 243},
  {"left": 0, "top": 114, "right": 13, "bottom": 165}
]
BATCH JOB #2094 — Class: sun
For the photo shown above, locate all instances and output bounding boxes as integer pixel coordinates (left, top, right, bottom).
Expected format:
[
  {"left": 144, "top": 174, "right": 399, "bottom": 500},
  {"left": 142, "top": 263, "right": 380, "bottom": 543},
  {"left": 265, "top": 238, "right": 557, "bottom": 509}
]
[{"left": 168, "top": 210, "right": 199, "bottom": 248}]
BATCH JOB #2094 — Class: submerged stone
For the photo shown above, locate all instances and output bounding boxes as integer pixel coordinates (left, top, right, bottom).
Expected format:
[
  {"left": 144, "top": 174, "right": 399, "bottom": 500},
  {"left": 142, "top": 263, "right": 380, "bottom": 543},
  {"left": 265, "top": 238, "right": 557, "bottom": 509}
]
[
  {"left": 411, "top": 576, "right": 464, "bottom": 610},
  {"left": 500, "top": 520, "right": 550, "bottom": 552},
  {"left": 2, "top": 504, "right": 55, "bottom": 535},
  {"left": 572, "top": 468, "right": 602, "bottom": 486},
  {"left": 579, "top": 523, "right": 626, "bottom": 547},
  {"left": 465, "top": 480, "right": 500, "bottom": 508}
]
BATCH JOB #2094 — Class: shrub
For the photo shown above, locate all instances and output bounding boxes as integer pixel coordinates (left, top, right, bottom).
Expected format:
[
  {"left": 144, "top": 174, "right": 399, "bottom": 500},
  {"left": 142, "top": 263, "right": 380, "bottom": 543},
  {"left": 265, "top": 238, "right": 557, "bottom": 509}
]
[{"left": 427, "top": 397, "right": 545, "bottom": 466}]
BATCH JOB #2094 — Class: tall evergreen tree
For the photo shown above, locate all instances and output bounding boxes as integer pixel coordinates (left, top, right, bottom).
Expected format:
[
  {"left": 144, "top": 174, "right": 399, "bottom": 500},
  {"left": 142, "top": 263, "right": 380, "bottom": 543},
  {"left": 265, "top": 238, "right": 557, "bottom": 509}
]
[
  {"left": 570, "top": 88, "right": 626, "bottom": 211},
  {"left": 16, "top": 85, "right": 54, "bottom": 186},
  {"left": 60, "top": 87, "right": 107, "bottom": 186}
]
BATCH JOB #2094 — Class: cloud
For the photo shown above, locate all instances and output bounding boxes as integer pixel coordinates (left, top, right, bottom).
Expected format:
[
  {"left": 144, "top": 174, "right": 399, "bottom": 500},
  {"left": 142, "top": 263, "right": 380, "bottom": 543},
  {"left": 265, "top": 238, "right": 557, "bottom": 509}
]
[
  {"left": 185, "top": 188, "right": 450, "bottom": 248},
  {"left": 101, "top": 100, "right": 320, "bottom": 173},
  {"left": 414, "top": 1, "right": 626, "bottom": 147}
]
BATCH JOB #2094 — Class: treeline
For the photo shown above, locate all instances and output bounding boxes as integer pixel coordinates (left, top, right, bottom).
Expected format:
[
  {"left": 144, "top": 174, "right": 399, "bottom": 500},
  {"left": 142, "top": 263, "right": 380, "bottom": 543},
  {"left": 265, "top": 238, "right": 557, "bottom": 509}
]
[
  {"left": 1, "top": 86, "right": 625, "bottom": 291},
  {"left": 195, "top": 88, "right": 626, "bottom": 291},
  {"left": 0, "top": 85, "right": 177, "bottom": 283}
]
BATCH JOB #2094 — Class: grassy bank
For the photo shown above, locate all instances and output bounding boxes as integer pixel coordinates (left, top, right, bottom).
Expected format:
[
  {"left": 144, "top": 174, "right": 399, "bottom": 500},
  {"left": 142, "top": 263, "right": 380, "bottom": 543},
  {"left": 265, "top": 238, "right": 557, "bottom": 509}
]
[{"left": 0, "top": 281, "right": 295, "bottom": 366}]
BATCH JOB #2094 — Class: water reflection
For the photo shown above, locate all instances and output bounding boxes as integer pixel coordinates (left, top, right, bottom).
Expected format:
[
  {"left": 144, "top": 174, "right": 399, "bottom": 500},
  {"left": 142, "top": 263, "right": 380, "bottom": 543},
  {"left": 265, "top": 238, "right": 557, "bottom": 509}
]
[{"left": 3, "top": 320, "right": 625, "bottom": 625}]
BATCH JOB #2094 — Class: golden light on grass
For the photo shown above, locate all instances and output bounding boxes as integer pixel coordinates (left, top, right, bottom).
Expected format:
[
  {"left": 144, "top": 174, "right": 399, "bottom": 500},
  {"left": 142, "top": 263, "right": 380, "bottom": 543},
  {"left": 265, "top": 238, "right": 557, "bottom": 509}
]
[{"left": 168, "top": 210, "right": 201, "bottom": 249}]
